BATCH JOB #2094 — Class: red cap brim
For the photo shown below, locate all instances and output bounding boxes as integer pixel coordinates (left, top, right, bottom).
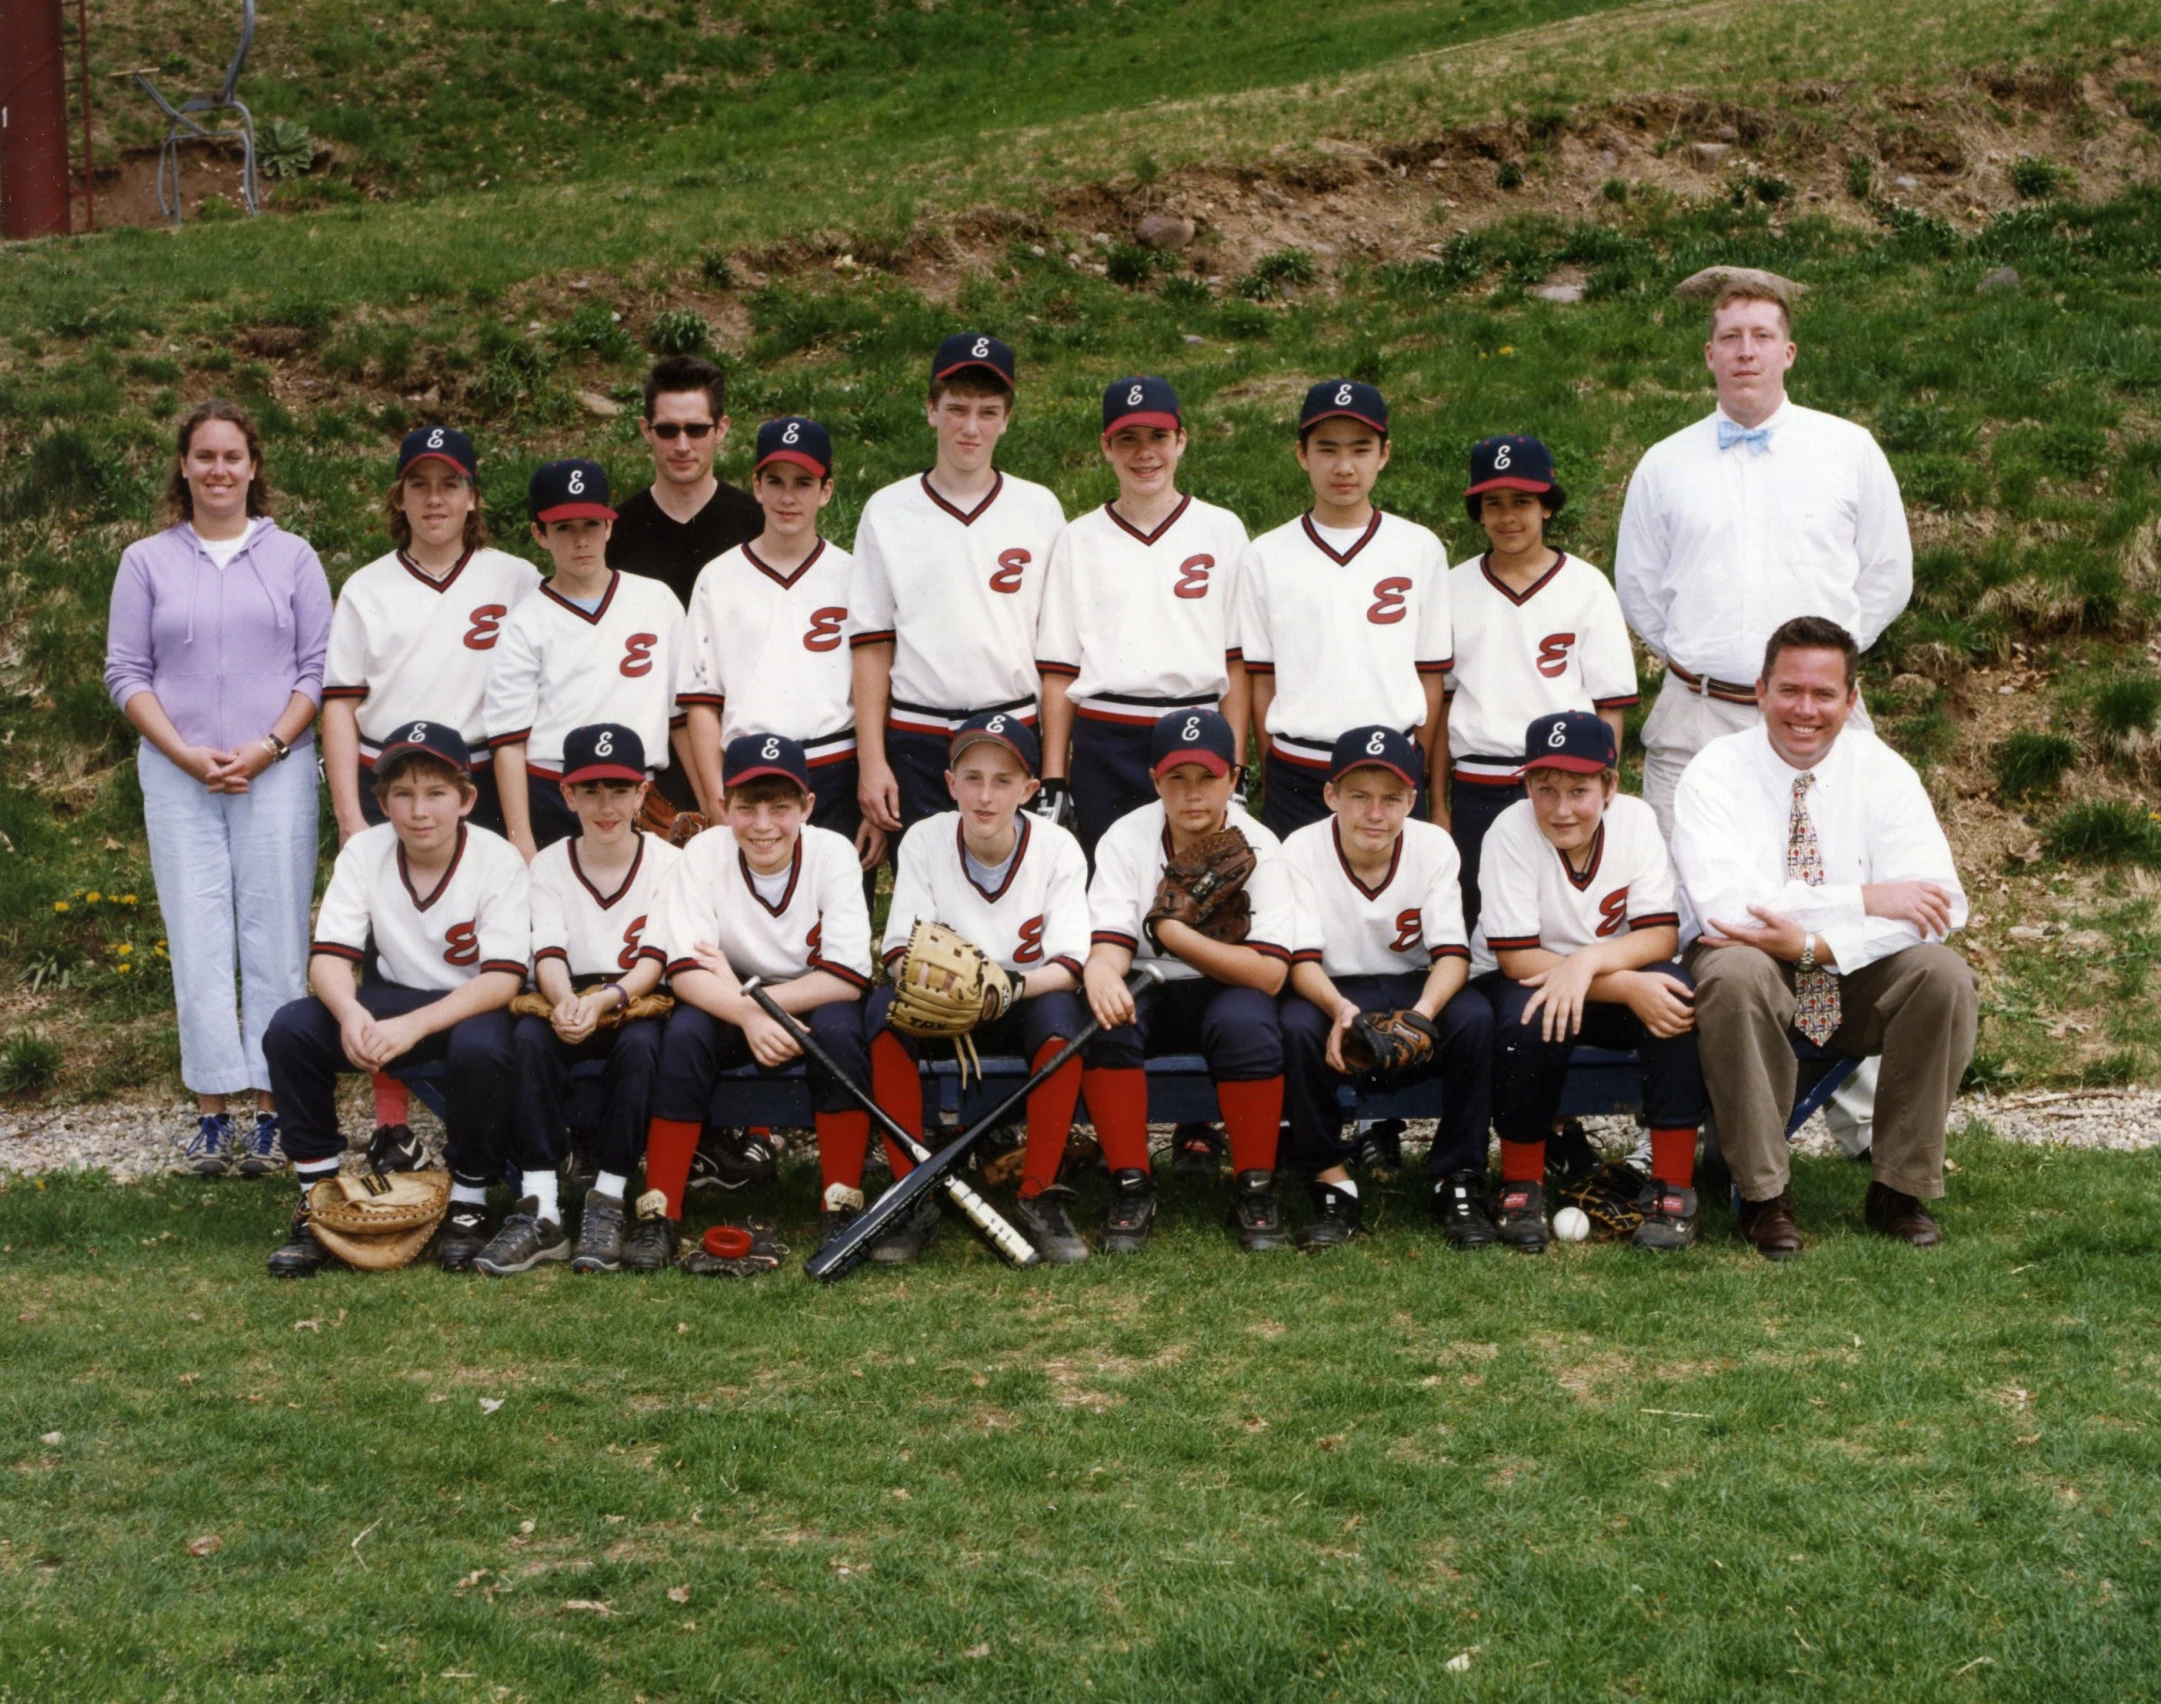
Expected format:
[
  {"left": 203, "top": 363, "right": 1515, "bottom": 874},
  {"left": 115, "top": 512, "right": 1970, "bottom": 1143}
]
[
  {"left": 949, "top": 729, "right": 1036, "bottom": 774},
  {"left": 1103, "top": 410, "right": 1182, "bottom": 439},
  {"left": 1520, "top": 755, "right": 1609, "bottom": 774},
  {"left": 375, "top": 742, "right": 470, "bottom": 776},
  {"left": 755, "top": 449, "right": 831, "bottom": 477},
  {"left": 535, "top": 502, "right": 616, "bottom": 524},
  {"left": 1330, "top": 759, "right": 1421, "bottom": 791},
  {"left": 559, "top": 763, "right": 647, "bottom": 786},
  {"left": 399, "top": 450, "right": 475, "bottom": 477},
  {"left": 1301, "top": 409, "right": 1388, "bottom": 436},
  {"left": 722, "top": 763, "right": 811, "bottom": 794},
  {"left": 1153, "top": 751, "right": 1232, "bottom": 779},
  {"left": 932, "top": 359, "right": 1014, "bottom": 387},
  {"left": 1464, "top": 475, "right": 1555, "bottom": 497}
]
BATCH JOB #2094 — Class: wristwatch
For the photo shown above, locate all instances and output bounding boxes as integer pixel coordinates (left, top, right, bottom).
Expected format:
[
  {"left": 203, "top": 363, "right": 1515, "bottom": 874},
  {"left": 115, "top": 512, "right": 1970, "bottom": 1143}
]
[
  {"left": 1798, "top": 932, "right": 1817, "bottom": 972},
  {"left": 260, "top": 732, "right": 291, "bottom": 763}
]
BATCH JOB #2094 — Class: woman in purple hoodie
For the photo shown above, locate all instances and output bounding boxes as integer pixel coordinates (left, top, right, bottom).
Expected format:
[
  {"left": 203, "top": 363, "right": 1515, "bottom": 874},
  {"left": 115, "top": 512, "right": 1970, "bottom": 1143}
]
[{"left": 104, "top": 400, "right": 333, "bottom": 1178}]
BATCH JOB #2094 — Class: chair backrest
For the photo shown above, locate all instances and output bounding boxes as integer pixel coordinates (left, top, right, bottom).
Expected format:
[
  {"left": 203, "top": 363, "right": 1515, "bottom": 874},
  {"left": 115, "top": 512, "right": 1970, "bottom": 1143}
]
[{"left": 216, "top": 0, "right": 257, "bottom": 105}]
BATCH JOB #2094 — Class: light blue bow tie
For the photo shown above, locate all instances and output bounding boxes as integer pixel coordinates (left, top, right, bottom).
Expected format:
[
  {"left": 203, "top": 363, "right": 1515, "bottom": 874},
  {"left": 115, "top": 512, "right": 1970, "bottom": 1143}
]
[{"left": 1718, "top": 418, "right": 1773, "bottom": 455}]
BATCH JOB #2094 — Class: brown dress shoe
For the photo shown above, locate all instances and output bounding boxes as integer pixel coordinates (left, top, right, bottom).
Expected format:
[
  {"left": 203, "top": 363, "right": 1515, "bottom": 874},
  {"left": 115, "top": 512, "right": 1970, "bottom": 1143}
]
[
  {"left": 1736, "top": 1189, "right": 1804, "bottom": 1260},
  {"left": 1864, "top": 1181, "right": 1942, "bottom": 1247}
]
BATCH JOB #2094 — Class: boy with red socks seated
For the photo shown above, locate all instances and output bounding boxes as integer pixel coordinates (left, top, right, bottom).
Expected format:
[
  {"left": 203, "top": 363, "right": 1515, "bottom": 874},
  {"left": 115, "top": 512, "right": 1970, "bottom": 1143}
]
[
  {"left": 1474, "top": 711, "right": 1705, "bottom": 1251},
  {"left": 1081, "top": 709, "right": 1295, "bottom": 1253},
  {"left": 634, "top": 734, "right": 871, "bottom": 1272},
  {"left": 864, "top": 711, "right": 1092, "bottom": 1264}
]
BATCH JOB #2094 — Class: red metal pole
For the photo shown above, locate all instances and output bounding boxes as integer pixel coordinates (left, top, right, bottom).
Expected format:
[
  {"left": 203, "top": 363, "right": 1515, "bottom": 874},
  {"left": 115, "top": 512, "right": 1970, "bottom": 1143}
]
[
  {"left": 74, "top": 0, "right": 94, "bottom": 231},
  {"left": 0, "top": 0, "right": 73, "bottom": 237}
]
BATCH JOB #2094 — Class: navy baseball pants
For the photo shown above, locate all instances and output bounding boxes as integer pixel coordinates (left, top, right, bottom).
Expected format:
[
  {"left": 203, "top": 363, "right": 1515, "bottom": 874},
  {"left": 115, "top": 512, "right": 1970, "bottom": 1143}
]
[
  {"left": 1085, "top": 976, "right": 1283, "bottom": 1078},
  {"left": 651, "top": 999, "right": 869, "bottom": 1122},
  {"left": 1481, "top": 963, "right": 1707, "bottom": 1141},
  {"left": 512, "top": 1012, "right": 665, "bottom": 1177},
  {"left": 1068, "top": 716, "right": 1169, "bottom": 857},
  {"left": 865, "top": 983, "right": 1087, "bottom": 1062},
  {"left": 1445, "top": 773, "right": 1525, "bottom": 938}
]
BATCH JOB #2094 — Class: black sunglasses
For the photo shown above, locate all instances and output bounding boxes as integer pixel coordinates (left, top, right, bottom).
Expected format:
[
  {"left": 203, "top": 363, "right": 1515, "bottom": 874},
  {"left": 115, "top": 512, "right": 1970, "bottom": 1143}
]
[{"left": 647, "top": 422, "right": 716, "bottom": 440}]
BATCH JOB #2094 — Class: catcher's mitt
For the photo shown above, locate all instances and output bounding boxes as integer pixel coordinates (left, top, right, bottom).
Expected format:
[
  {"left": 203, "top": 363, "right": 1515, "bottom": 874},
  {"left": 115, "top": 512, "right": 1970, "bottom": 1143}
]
[
  {"left": 680, "top": 1221, "right": 788, "bottom": 1277},
  {"left": 1339, "top": 1008, "right": 1439, "bottom": 1082},
  {"left": 307, "top": 1169, "right": 450, "bottom": 1271},
  {"left": 508, "top": 989, "right": 675, "bottom": 1026},
  {"left": 637, "top": 790, "right": 709, "bottom": 848},
  {"left": 1146, "top": 828, "right": 1256, "bottom": 948},
  {"left": 1553, "top": 1161, "right": 1651, "bottom": 1241},
  {"left": 887, "top": 920, "right": 1014, "bottom": 1084}
]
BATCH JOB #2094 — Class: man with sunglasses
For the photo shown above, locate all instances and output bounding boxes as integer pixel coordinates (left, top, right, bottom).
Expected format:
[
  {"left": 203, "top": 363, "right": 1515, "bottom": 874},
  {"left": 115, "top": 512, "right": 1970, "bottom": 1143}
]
[{"left": 607, "top": 355, "right": 764, "bottom": 614}]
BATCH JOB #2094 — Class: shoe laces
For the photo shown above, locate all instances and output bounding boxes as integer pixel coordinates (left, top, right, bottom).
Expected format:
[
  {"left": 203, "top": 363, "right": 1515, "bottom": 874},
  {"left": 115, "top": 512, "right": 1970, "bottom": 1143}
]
[
  {"left": 187, "top": 1114, "right": 230, "bottom": 1156},
  {"left": 246, "top": 1115, "right": 279, "bottom": 1157}
]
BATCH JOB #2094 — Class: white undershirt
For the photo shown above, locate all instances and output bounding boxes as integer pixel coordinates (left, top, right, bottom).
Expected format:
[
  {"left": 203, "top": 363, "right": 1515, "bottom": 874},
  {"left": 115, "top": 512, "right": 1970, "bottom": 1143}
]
[
  {"left": 749, "top": 864, "right": 791, "bottom": 906},
  {"left": 192, "top": 520, "right": 260, "bottom": 570},
  {"left": 1309, "top": 520, "right": 1370, "bottom": 552}
]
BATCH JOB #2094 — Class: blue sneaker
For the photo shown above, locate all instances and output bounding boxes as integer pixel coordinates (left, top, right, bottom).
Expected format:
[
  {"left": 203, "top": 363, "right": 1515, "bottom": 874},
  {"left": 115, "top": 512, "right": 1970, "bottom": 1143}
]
[
  {"left": 178, "top": 1113, "right": 232, "bottom": 1177},
  {"left": 235, "top": 1113, "right": 284, "bottom": 1179}
]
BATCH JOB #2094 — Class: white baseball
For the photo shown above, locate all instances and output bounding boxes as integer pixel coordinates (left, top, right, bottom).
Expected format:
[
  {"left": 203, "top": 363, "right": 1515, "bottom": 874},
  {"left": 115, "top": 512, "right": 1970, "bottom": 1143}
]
[{"left": 1552, "top": 1206, "right": 1591, "bottom": 1242}]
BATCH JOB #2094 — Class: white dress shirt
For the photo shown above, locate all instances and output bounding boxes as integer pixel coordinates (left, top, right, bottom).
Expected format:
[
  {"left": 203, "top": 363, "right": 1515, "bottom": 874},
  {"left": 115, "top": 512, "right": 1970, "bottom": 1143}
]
[
  {"left": 1670, "top": 722, "right": 1965, "bottom": 974},
  {"left": 1614, "top": 401, "right": 1912, "bottom": 683}
]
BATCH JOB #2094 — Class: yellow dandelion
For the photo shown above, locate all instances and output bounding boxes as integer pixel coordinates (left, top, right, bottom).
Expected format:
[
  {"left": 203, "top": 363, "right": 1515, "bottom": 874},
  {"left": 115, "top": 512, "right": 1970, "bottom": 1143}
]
[
  {"left": 53, "top": 901, "right": 69, "bottom": 913},
  {"left": 115, "top": 943, "right": 132, "bottom": 956},
  {"left": 85, "top": 891, "right": 101, "bottom": 904},
  {"left": 115, "top": 961, "right": 133, "bottom": 975},
  {"left": 121, "top": 894, "right": 139, "bottom": 905},
  {"left": 1497, "top": 345, "right": 1516, "bottom": 356}
]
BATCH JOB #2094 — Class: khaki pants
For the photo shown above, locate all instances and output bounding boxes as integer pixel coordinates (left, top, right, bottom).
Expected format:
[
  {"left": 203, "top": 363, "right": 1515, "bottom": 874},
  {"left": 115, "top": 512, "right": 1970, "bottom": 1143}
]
[{"left": 1685, "top": 940, "right": 1977, "bottom": 1202}]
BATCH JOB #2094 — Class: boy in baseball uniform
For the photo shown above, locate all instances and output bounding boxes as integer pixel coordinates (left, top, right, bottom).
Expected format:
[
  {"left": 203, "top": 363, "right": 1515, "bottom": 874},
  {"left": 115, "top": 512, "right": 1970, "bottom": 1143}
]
[
  {"left": 849, "top": 334, "right": 1066, "bottom": 836},
  {"left": 486, "top": 460, "right": 689, "bottom": 857},
  {"left": 1279, "top": 727, "right": 1494, "bottom": 1248},
  {"left": 634, "top": 734, "right": 873, "bottom": 1272},
  {"left": 486, "top": 723, "right": 681, "bottom": 1277},
  {"left": 1036, "top": 376, "right": 1251, "bottom": 854},
  {"left": 1474, "top": 712, "right": 1706, "bottom": 1252},
  {"left": 263, "top": 723, "right": 529, "bottom": 1277},
  {"left": 1440, "top": 436, "right": 1636, "bottom": 924},
  {"left": 867, "top": 712, "right": 1093, "bottom": 1264},
  {"left": 1082, "top": 709, "right": 1295, "bottom": 1254},
  {"left": 1239, "top": 381, "right": 1452, "bottom": 838}
]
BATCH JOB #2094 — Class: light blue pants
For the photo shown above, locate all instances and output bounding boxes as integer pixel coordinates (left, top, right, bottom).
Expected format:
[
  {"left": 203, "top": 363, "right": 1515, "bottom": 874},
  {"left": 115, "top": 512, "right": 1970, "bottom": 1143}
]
[{"left": 138, "top": 741, "right": 318, "bottom": 1095}]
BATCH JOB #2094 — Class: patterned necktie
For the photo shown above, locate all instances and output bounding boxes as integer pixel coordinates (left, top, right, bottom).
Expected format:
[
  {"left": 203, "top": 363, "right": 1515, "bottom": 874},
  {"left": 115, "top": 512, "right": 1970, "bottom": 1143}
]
[
  {"left": 1717, "top": 418, "right": 1773, "bottom": 455},
  {"left": 1787, "top": 771, "right": 1841, "bottom": 1045}
]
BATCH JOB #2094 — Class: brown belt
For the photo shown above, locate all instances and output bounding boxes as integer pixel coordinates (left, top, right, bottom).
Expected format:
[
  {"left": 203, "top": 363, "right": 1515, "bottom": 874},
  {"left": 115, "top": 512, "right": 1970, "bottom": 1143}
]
[{"left": 1668, "top": 662, "right": 1758, "bottom": 705}]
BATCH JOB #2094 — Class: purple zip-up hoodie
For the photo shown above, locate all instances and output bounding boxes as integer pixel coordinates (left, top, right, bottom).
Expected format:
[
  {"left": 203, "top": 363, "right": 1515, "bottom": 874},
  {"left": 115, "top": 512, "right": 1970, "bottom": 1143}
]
[{"left": 104, "top": 520, "right": 334, "bottom": 753}]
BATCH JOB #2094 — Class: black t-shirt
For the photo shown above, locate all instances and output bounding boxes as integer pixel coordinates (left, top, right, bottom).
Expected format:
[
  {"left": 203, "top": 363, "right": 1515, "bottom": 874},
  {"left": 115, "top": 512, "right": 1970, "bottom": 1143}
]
[{"left": 606, "top": 481, "right": 764, "bottom": 607}]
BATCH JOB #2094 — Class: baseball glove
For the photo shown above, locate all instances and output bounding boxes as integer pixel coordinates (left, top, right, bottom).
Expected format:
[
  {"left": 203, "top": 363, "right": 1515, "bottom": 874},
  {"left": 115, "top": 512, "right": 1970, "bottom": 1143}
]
[
  {"left": 1553, "top": 1161, "right": 1651, "bottom": 1241},
  {"left": 887, "top": 921, "right": 1013, "bottom": 1085},
  {"left": 680, "top": 1221, "right": 788, "bottom": 1277},
  {"left": 307, "top": 1169, "right": 450, "bottom": 1271},
  {"left": 1339, "top": 1008, "right": 1439, "bottom": 1082},
  {"left": 508, "top": 989, "right": 675, "bottom": 1026},
  {"left": 1145, "top": 828, "right": 1256, "bottom": 948},
  {"left": 637, "top": 790, "right": 709, "bottom": 848}
]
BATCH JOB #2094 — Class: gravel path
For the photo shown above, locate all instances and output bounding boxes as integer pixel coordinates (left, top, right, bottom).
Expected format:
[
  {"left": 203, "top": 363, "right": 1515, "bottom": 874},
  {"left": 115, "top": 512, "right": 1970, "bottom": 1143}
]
[{"left": 1, "top": 1086, "right": 2154, "bottom": 1184}]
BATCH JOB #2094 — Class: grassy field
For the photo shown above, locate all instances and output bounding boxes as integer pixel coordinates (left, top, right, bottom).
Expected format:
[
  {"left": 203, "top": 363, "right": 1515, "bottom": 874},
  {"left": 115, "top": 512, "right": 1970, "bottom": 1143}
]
[{"left": 4, "top": 1136, "right": 2160, "bottom": 1702}]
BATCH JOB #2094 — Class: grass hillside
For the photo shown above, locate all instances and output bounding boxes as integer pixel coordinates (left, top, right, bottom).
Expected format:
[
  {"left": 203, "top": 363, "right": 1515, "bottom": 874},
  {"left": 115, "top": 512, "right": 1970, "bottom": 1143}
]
[{"left": 1, "top": 0, "right": 2159, "bottom": 1107}]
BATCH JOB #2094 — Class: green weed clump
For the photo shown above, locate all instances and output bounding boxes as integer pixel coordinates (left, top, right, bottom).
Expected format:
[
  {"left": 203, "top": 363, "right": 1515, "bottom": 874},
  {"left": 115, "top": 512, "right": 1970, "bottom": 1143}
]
[
  {"left": 0, "top": 1030, "right": 61, "bottom": 1095},
  {"left": 1237, "top": 248, "right": 1319, "bottom": 299},
  {"left": 2090, "top": 669, "right": 2161, "bottom": 743},
  {"left": 1991, "top": 728, "right": 2079, "bottom": 802},
  {"left": 2011, "top": 154, "right": 2069, "bottom": 199},
  {"left": 2044, "top": 799, "right": 2161, "bottom": 866},
  {"left": 646, "top": 309, "right": 715, "bottom": 357}
]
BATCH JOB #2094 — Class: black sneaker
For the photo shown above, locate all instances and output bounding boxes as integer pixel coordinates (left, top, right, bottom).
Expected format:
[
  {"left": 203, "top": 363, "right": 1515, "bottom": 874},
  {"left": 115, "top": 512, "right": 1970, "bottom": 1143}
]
[
  {"left": 1297, "top": 1181, "right": 1363, "bottom": 1249},
  {"left": 818, "top": 1183, "right": 865, "bottom": 1254},
  {"left": 1227, "top": 1169, "right": 1289, "bottom": 1252},
  {"left": 561, "top": 1135, "right": 599, "bottom": 1202},
  {"left": 1170, "top": 1122, "right": 1225, "bottom": 1179},
  {"left": 1633, "top": 1183, "right": 1700, "bottom": 1252},
  {"left": 1354, "top": 1120, "right": 1404, "bottom": 1179},
  {"left": 689, "top": 1127, "right": 779, "bottom": 1193},
  {"left": 267, "top": 1204, "right": 332, "bottom": 1278},
  {"left": 867, "top": 1194, "right": 942, "bottom": 1266},
  {"left": 1546, "top": 1118, "right": 1598, "bottom": 1183},
  {"left": 436, "top": 1204, "right": 490, "bottom": 1273},
  {"left": 474, "top": 1198, "right": 570, "bottom": 1276},
  {"left": 571, "top": 1189, "right": 626, "bottom": 1273},
  {"left": 1432, "top": 1172, "right": 1498, "bottom": 1248},
  {"left": 1100, "top": 1168, "right": 1158, "bottom": 1255},
  {"left": 1494, "top": 1178, "right": 1548, "bottom": 1252},
  {"left": 1014, "top": 1184, "right": 1089, "bottom": 1264},
  {"left": 621, "top": 1190, "right": 680, "bottom": 1272},
  {"left": 366, "top": 1123, "right": 426, "bottom": 1174}
]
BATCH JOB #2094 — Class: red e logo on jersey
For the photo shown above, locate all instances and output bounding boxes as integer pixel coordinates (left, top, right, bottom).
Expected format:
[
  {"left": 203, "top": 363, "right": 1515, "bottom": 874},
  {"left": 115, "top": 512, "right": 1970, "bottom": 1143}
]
[
  {"left": 989, "top": 549, "right": 1030, "bottom": 594},
  {"left": 803, "top": 607, "right": 846, "bottom": 652},
  {"left": 1014, "top": 916, "right": 1046, "bottom": 963},
  {"left": 1367, "top": 577, "right": 1411, "bottom": 625},
  {"left": 1596, "top": 888, "right": 1630, "bottom": 938},
  {"left": 1535, "top": 633, "right": 1577, "bottom": 678},
  {"left": 463, "top": 605, "right": 507, "bottom": 650},
  {"left": 805, "top": 921, "right": 823, "bottom": 956},
  {"left": 1173, "top": 555, "right": 1213, "bottom": 599},
  {"left": 620, "top": 633, "right": 658, "bottom": 677},
  {"left": 443, "top": 921, "right": 480, "bottom": 966},
  {"left": 1390, "top": 909, "right": 1423, "bottom": 953},
  {"left": 618, "top": 914, "right": 648, "bottom": 972}
]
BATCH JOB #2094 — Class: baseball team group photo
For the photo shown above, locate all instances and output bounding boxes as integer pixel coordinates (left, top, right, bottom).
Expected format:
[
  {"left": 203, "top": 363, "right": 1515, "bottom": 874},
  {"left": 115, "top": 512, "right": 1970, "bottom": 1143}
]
[{"left": 6, "top": 0, "right": 2160, "bottom": 1694}]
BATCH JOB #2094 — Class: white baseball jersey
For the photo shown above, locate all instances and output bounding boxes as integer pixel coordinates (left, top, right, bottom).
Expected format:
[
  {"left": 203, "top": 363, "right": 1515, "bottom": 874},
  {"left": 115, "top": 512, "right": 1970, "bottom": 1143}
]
[
  {"left": 1088, "top": 802, "right": 1294, "bottom": 982},
  {"left": 322, "top": 548, "right": 542, "bottom": 766},
  {"left": 881, "top": 811, "right": 1091, "bottom": 982},
  {"left": 1035, "top": 496, "right": 1249, "bottom": 724},
  {"left": 679, "top": 539, "right": 857, "bottom": 765},
  {"left": 1283, "top": 818, "right": 1469, "bottom": 979},
  {"left": 847, "top": 472, "right": 1067, "bottom": 730},
  {"left": 528, "top": 831, "right": 682, "bottom": 985},
  {"left": 654, "top": 823, "right": 871, "bottom": 990},
  {"left": 483, "top": 571, "right": 686, "bottom": 777},
  {"left": 1237, "top": 510, "right": 1452, "bottom": 768},
  {"left": 1443, "top": 552, "right": 1638, "bottom": 784},
  {"left": 310, "top": 822, "right": 531, "bottom": 991},
  {"left": 1471, "top": 793, "right": 1679, "bottom": 975}
]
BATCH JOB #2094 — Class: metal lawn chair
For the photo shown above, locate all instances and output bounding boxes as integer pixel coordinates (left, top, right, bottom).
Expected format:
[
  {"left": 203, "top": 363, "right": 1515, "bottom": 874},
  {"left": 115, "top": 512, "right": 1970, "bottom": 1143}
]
[{"left": 130, "top": 0, "right": 260, "bottom": 226}]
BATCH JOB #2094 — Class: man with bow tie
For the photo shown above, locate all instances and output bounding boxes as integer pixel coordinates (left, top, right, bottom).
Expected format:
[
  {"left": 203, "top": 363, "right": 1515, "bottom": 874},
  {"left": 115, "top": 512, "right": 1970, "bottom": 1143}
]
[{"left": 1670, "top": 617, "right": 1976, "bottom": 1259}]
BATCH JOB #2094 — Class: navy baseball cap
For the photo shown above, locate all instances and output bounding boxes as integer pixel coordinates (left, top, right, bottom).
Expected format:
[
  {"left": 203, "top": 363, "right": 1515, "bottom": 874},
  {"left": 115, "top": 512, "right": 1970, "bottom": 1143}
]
[
  {"left": 374, "top": 718, "right": 472, "bottom": 778},
  {"left": 755, "top": 415, "right": 833, "bottom": 478},
  {"left": 1328, "top": 725, "right": 1422, "bottom": 791},
  {"left": 948, "top": 709, "right": 1040, "bottom": 776},
  {"left": 1465, "top": 434, "right": 1566, "bottom": 520},
  {"left": 529, "top": 459, "right": 615, "bottom": 524},
  {"left": 932, "top": 332, "right": 1016, "bottom": 390},
  {"left": 1522, "top": 710, "right": 1616, "bottom": 775},
  {"left": 1151, "top": 708, "right": 1236, "bottom": 779},
  {"left": 723, "top": 732, "right": 812, "bottom": 795},
  {"left": 560, "top": 723, "right": 647, "bottom": 787},
  {"left": 398, "top": 425, "right": 476, "bottom": 479},
  {"left": 1299, "top": 379, "right": 1388, "bottom": 436},
  {"left": 1102, "top": 375, "right": 1181, "bottom": 437}
]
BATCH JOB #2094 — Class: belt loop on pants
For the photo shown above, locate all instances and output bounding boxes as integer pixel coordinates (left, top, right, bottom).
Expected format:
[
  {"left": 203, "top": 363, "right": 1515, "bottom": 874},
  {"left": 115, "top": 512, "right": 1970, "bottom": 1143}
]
[{"left": 1667, "top": 662, "right": 1758, "bottom": 706}]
